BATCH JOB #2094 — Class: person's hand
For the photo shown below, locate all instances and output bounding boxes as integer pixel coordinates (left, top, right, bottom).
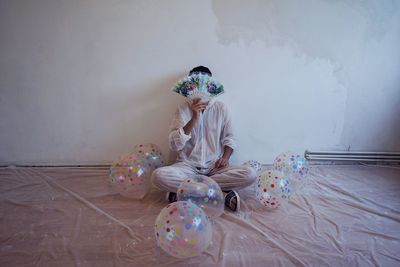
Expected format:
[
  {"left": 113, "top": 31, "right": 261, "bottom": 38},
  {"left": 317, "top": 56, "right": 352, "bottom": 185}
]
[
  {"left": 183, "top": 98, "right": 208, "bottom": 135},
  {"left": 214, "top": 157, "right": 229, "bottom": 170},
  {"left": 190, "top": 98, "right": 208, "bottom": 120}
]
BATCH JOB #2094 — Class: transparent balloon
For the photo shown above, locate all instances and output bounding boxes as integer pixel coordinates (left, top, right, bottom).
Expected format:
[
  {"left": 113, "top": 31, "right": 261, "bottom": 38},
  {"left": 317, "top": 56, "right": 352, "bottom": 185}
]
[
  {"left": 273, "top": 151, "right": 309, "bottom": 190},
  {"left": 154, "top": 201, "right": 212, "bottom": 258},
  {"left": 254, "top": 168, "right": 292, "bottom": 209},
  {"left": 177, "top": 175, "right": 224, "bottom": 218},
  {"left": 109, "top": 153, "right": 150, "bottom": 199},
  {"left": 243, "top": 160, "right": 262, "bottom": 172},
  {"left": 134, "top": 143, "right": 166, "bottom": 170}
]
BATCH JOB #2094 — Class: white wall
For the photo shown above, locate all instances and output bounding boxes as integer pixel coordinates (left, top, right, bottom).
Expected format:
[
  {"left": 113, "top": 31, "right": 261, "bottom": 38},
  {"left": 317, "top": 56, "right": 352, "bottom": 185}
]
[{"left": 1, "top": 0, "right": 399, "bottom": 165}]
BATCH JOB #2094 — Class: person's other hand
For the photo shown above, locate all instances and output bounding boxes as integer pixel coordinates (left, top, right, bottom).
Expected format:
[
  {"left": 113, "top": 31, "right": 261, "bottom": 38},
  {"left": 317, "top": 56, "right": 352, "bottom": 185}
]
[
  {"left": 190, "top": 98, "right": 208, "bottom": 120},
  {"left": 214, "top": 157, "right": 229, "bottom": 170}
]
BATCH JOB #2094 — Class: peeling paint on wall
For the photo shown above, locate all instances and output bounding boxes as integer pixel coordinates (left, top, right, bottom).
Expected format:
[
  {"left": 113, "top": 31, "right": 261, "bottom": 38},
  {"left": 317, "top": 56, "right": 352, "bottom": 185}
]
[{"left": 212, "top": 0, "right": 400, "bottom": 154}]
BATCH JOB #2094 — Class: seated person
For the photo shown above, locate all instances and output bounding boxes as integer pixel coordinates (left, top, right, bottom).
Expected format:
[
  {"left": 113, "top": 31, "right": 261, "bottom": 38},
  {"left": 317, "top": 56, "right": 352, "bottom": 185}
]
[{"left": 152, "top": 66, "right": 256, "bottom": 211}]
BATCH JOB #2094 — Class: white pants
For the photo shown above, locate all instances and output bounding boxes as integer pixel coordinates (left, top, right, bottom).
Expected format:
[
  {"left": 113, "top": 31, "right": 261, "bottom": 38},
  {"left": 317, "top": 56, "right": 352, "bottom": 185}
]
[{"left": 151, "top": 161, "right": 257, "bottom": 193}]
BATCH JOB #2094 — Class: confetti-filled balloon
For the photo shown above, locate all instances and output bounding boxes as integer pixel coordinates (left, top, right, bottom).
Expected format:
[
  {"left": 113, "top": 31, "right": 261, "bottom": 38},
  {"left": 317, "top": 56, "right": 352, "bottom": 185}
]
[
  {"left": 273, "top": 151, "right": 309, "bottom": 190},
  {"left": 243, "top": 160, "right": 262, "bottom": 172},
  {"left": 134, "top": 143, "right": 165, "bottom": 170},
  {"left": 154, "top": 201, "right": 212, "bottom": 258},
  {"left": 109, "top": 153, "right": 150, "bottom": 199},
  {"left": 177, "top": 175, "right": 224, "bottom": 218},
  {"left": 254, "top": 168, "right": 292, "bottom": 209}
]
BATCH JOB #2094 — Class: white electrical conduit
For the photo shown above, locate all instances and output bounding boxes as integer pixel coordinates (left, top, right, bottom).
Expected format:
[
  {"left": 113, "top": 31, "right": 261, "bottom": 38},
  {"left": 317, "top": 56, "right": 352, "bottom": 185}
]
[
  {"left": 306, "top": 157, "right": 400, "bottom": 162},
  {"left": 305, "top": 150, "right": 400, "bottom": 162},
  {"left": 305, "top": 150, "right": 400, "bottom": 155}
]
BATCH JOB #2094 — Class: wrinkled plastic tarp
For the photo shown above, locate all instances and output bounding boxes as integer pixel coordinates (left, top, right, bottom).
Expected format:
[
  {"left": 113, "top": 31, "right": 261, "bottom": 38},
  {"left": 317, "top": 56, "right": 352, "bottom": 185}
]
[{"left": 0, "top": 165, "right": 399, "bottom": 266}]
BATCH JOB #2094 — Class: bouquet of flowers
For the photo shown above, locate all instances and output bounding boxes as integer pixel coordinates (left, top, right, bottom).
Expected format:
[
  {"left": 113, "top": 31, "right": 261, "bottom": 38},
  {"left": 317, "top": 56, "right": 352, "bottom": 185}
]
[{"left": 172, "top": 73, "right": 224, "bottom": 100}]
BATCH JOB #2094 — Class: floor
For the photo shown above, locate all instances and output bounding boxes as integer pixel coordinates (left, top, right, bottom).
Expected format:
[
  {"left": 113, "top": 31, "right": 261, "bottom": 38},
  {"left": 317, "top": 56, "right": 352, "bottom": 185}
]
[{"left": 0, "top": 165, "right": 399, "bottom": 266}]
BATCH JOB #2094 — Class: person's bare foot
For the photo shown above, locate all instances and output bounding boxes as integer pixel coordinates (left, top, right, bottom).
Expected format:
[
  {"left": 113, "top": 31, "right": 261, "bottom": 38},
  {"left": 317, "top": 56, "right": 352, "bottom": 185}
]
[
  {"left": 224, "top": 190, "right": 240, "bottom": 212},
  {"left": 230, "top": 197, "right": 237, "bottom": 210},
  {"left": 166, "top": 192, "right": 177, "bottom": 203}
]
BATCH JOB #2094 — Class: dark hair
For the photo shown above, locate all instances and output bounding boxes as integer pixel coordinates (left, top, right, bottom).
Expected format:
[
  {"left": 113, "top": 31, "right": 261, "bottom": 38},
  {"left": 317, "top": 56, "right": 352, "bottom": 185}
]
[{"left": 189, "top": 66, "right": 212, "bottom": 76}]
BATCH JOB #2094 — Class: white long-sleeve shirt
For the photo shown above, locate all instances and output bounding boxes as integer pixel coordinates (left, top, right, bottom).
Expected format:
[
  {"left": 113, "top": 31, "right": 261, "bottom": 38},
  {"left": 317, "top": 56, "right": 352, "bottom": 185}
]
[{"left": 169, "top": 99, "right": 237, "bottom": 169}]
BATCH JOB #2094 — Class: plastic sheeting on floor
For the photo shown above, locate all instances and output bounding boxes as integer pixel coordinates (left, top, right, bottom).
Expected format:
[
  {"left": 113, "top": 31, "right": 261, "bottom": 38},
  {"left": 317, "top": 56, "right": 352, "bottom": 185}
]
[{"left": 0, "top": 165, "right": 399, "bottom": 266}]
